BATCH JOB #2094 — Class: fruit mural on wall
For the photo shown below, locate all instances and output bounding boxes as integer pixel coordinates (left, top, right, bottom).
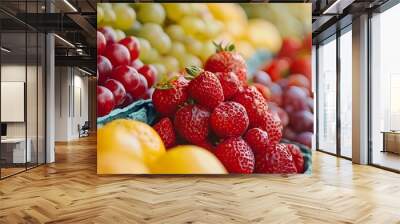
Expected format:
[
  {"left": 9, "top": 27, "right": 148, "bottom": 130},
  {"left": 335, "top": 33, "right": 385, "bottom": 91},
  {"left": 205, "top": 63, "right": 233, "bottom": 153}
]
[{"left": 97, "top": 3, "right": 312, "bottom": 174}]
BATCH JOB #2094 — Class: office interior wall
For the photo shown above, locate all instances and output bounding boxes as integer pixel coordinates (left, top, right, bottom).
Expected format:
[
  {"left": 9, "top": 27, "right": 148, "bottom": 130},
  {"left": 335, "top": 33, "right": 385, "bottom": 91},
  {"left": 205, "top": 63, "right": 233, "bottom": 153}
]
[{"left": 55, "top": 67, "right": 89, "bottom": 141}]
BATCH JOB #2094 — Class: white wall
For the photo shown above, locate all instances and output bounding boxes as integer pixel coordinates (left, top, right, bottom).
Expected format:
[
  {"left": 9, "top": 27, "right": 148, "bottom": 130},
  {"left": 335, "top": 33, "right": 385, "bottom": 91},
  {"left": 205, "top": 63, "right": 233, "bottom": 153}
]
[{"left": 54, "top": 67, "right": 89, "bottom": 141}]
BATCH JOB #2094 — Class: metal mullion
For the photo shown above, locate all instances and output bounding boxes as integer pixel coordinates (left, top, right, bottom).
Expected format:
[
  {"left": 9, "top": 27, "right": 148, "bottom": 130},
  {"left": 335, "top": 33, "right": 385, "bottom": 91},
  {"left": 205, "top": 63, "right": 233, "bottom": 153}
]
[
  {"left": 367, "top": 10, "right": 373, "bottom": 165},
  {"left": 336, "top": 27, "right": 341, "bottom": 157},
  {"left": 315, "top": 44, "right": 320, "bottom": 151},
  {"left": 0, "top": 20, "right": 2, "bottom": 179},
  {"left": 25, "top": 0, "right": 28, "bottom": 171}
]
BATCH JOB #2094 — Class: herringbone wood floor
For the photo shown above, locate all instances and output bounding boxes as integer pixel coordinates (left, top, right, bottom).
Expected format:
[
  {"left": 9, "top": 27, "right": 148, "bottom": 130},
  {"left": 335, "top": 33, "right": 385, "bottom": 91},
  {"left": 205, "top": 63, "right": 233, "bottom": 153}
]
[{"left": 1, "top": 135, "right": 400, "bottom": 224}]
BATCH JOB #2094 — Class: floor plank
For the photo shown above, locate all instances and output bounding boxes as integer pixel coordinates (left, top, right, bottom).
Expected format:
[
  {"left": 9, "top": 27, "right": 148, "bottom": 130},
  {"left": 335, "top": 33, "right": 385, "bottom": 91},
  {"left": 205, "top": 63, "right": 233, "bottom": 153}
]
[{"left": 0, "top": 135, "right": 400, "bottom": 224}]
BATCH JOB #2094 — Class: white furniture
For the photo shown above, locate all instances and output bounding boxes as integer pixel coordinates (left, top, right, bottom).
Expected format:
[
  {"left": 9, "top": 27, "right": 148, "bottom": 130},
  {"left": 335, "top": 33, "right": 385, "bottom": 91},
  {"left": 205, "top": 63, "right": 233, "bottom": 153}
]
[{"left": 1, "top": 138, "right": 31, "bottom": 163}]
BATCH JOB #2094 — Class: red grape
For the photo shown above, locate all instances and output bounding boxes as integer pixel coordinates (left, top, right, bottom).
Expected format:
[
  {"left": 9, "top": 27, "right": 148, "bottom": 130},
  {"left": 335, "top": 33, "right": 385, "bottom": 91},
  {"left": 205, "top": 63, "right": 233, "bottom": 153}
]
[
  {"left": 109, "top": 65, "right": 140, "bottom": 96},
  {"left": 97, "top": 31, "right": 106, "bottom": 55},
  {"left": 295, "top": 132, "right": 312, "bottom": 148},
  {"left": 119, "top": 36, "right": 140, "bottom": 61},
  {"left": 290, "top": 110, "right": 313, "bottom": 133},
  {"left": 268, "top": 104, "right": 289, "bottom": 127},
  {"left": 98, "top": 27, "right": 116, "bottom": 45},
  {"left": 131, "top": 74, "right": 148, "bottom": 99},
  {"left": 97, "top": 85, "right": 115, "bottom": 117},
  {"left": 269, "top": 83, "right": 283, "bottom": 106},
  {"left": 119, "top": 93, "right": 134, "bottom": 108},
  {"left": 103, "top": 43, "right": 131, "bottom": 67},
  {"left": 104, "top": 79, "right": 126, "bottom": 106},
  {"left": 131, "top": 59, "right": 144, "bottom": 70},
  {"left": 253, "top": 70, "right": 272, "bottom": 87},
  {"left": 97, "top": 55, "right": 112, "bottom": 85},
  {"left": 287, "top": 74, "right": 310, "bottom": 90},
  {"left": 283, "top": 86, "right": 309, "bottom": 113},
  {"left": 283, "top": 127, "right": 297, "bottom": 141},
  {"left": 138, "top": 64, "right": 157, "bottom": 87}
]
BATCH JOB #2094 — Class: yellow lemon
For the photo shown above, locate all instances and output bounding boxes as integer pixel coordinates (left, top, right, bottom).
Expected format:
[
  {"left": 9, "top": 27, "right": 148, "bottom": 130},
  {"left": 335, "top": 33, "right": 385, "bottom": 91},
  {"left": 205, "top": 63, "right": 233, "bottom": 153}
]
[
  {"left": 150, "top": 145, "right": 227, "bottom": 174},
  {"left": 246, "top": 19, "right": 282, "bottom": 54},
  {"left": 98, "top": 119, "right": 166, "bottom": 167},
  {"left": 98, "top": 152, "right": 150, "bottom": 174}
]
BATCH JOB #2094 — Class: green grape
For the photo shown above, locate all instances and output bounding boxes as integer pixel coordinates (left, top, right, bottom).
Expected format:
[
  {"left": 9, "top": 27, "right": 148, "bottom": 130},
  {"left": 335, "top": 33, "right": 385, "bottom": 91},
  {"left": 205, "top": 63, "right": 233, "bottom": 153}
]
[
  {"left": 153, "top": 63, "right": 167, "bottom": 77},
  {"left": 150, "top": 33, "right": 171, "bottom": 55},
  {"left": 123, "top": 20, "right": 142, "bottom": 37},
  {"left": 138, "top": 38, "right": 151, "bottom": 62},
  {"left": 144, "top": 49, "right": 160, "bottom": 63},
  {"left": 177, "top": 54, "right": 202, "bottom": 69},
  {"left": 185, "top": 37, "right": 203, "bottom": 56},
  {"left": 199, "top": 41, "right": 216, "bottom": 62},
  {"left": 97, "top": 6, "right": 104, "bottom": 25},
  {"left": 160, "top": 56, "right": 179, "bottom": 72},
  {"left": 165, "top": 25, "right": 185, "bottom": 42},
  {"left": 163, "top": 3, "right": 191, "bottom": 22},
  {"left": 99, "top": 3, "right": 112, "bottom": 9},
  {"left": 179, "top": 16, "right": 205, "bottom": 36},
  {"left": 138, "top": 23, "right": 164, "bottom": 40},
  {"left": 102, "top": 7, "right": 116, "bottom": 26},
  {"left": 114, "top": 29, "right": 126, "bottom": 41},
  {"left": 137, "top": 3, "right": 165, "bottom": 25},
  {"left": 112, "top": 4, "right": 136, "bottom": 30},
  {"left": 203, "top": 19, "right": 223, "bottom": 39},
  {"left": 169, "top": 42, "right": 186, "bottom": 59}
]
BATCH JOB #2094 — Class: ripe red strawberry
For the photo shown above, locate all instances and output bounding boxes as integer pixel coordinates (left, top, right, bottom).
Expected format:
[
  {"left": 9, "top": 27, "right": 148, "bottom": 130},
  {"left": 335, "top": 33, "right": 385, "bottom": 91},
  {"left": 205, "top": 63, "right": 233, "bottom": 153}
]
[
  {"left": 254, "top": 144, "right": 297, "bottom": 174},
  {"left": 214, "top": 72, "right": 241, "bottom": 100},
  {"left": 244, "top": 128, "right": 269, "bottom": 155},
  {"left": 152, "top": 76, "right": 189, "bottom": 117},
  {"left": 253, "top": 83, "right": 271, "bottom": 101},
  {"left": 286, "top": 144, "right": 304, "bottom": 173},
  {"left": 214, "top": 137, "right": 255, "bottom": 174},
  {"left": 253, "top": 111, "right": 282, "bottom": 145},
  {"left": 195, "top": 140, "right": 215, "bottom": 152},
  {"left": 278, "top": 37, "right": 302, "bottom": 59},
  {"left": 290, "top": 56, "right": 311, "bottom": 80},
  {"left": 263, "top": 58, "right": 291, "bottom": 82},
  {"left": 204, "top": 43, "right": 247, "bottom": 84},
  {"left": 210, "top": 101, "right": 249, "bottom": 138},
  {"left": 232, "top": 86, "right": 268, "bottom": 127},
  {"left": 174, "top": 104, "right": 210, "bottom": 144},
  {"left": 153, "top": 117, "right": 176, "bottom": 149},
  {"left": 186, "top": 66, "right": 224, "bottom": 110}
]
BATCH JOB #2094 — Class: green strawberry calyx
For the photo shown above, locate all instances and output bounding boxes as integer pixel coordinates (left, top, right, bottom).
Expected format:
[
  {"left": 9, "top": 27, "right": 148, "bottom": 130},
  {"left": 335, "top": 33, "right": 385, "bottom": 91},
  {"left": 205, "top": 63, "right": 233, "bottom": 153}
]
[
  {"left": 155, "top": 76, "right": 179, "bottom": 90},
  {"left": 212, "top": 41, "right": 235, "bottom": 53},
  {"left": 185, "top": 66, "right": 203, "bottom": 80}
]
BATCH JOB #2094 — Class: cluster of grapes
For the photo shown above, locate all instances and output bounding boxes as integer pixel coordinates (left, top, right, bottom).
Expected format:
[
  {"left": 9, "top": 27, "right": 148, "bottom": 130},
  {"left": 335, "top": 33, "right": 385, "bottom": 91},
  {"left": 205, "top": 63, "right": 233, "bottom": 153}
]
[
  {"left": 97, "top": 3, "right": 224, "bottom": 77},
  {"left": 97, "top": 29, "right": 157, "bottom": 117}
]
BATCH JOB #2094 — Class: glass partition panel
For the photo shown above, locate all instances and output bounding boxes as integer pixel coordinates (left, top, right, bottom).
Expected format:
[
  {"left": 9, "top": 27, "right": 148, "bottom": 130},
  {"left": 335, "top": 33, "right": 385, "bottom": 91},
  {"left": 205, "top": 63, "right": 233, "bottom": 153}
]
[
  {"left": 339, "top": 28, "right": 352, "bottom": 158},
  {"left": 317, "top": 36, "right": 337, "bottom": 154}
]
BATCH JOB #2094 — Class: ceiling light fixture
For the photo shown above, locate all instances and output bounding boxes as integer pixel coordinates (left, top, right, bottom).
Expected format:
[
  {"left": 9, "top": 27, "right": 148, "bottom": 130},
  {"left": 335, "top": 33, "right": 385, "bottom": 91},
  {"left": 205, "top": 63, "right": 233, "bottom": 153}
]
[
  {"left": 78, "top": 67, "right": 93, "bottom": 76},
  {"left": 54, "top": 34, "right": 75, "bottom": 48},
  {"left": 1, "top": 47, "right": 11, "bottom": 53},
  {"left": 63, "top": 0, "right": 78, "bottom": 12},
  {"left": 322, "top": 0, "right": 343, "bottom": 15}
]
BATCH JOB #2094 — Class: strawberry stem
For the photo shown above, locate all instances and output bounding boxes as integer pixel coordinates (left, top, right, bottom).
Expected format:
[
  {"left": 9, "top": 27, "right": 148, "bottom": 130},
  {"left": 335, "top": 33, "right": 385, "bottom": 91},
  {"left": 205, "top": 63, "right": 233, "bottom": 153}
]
[
  {"left": 185, "top": 66, "right": 202, "bottom": 77},
  {"left": 212, "top": 41, "right": 235, "bottom": 53}
]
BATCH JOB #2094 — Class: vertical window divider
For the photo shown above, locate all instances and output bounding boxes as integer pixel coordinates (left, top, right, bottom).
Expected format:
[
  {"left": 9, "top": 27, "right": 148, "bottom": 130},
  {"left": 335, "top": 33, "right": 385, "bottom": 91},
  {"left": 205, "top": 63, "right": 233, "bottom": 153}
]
[
  {"left": 315, "top": 44, "right": 320, "bottom": 151},
  {"left": 25, "top": 0, "right": 28, "bottom": 171},
  {"left": 336, "top": 26, "right": 342, "bottom": 157}
]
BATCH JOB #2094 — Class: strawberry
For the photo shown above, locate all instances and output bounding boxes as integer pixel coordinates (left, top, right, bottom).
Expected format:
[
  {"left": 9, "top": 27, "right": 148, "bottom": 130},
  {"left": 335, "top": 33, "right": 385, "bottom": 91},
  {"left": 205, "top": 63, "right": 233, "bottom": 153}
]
[
  {"left": 253, "top": 111, "right": 282, "bottom": 145},
  {"left": 152, "top": 76, "right": 189, "bottom": 117},
  {"left": 204, "top": 43, "right": 247, "bottom": 84},
  {"left": 253, "top": 83, "right": 271, "bottom": 101},
  {"left": 214, "top": 137, "right": 255, "bottom": 174},
  {"left": 244, "top": 128, "right": 269, "bottom": 155},
  {"left": 290, "top": 56, "right": 311, "bottom": 80},
  {"left": 210, "top": 101, "right": 249, "bottom": 138},
  {"left": 153, "top": 117, "right": 176, "bottom": 149},
  {"left": 174, "top": 104, "right": 210, "bottom": 144},
  {"left": 195, "top": 140, "right": 215, "bottom": 152},
  {"left": 254, "top": 143, "right": 297, "bottom": 174},
  {"left": 286, "top": 144, "right": 304, "bottom": 173},
  {"left": 262, "top": 58, "right": 291, "bottom": 82},
  {"left": 186, "top": 66, "right": 224, "bottom": 110},
  {"left": 232, "top": 86, "right": 268, "bottom": 127},
  {"left": 214, "top": 72, "right": 241, "bottom": 100},
  {"left": 278, "top": 37, "right": 302, "bottom": 59}
]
